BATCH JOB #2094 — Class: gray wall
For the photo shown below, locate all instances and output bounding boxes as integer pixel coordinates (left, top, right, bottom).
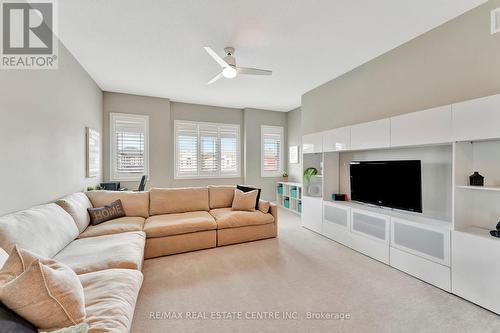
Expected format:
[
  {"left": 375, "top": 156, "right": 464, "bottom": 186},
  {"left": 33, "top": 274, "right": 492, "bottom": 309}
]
[
  {"left": 0, "top": 42, "right": 103, "bottom": 215},
  {"left": 103, "top": 92, "right": 171, "bottom": 190},
  {"left": 243, "top": 108, "right": 287, "bottom": 200},
  {"left": 302, "top": 0, "right": 500, "bottom": 134},
  {"left": 170, "top": 102, "right": 244, "bottom": 188},
  {"left": 286, "top": 108, "right": 302, "bottom": 182}
]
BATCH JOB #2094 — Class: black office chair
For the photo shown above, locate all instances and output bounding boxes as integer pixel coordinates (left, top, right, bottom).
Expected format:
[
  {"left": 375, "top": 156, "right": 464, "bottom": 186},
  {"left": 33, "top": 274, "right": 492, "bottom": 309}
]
[{"left": 137, "top": 175, "right": 147, "bottom": 191}]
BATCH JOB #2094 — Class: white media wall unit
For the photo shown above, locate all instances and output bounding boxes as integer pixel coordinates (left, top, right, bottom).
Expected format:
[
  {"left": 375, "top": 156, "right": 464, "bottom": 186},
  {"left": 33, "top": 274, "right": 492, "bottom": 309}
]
[{"left": 301, "top": 92, "right": 500, "bottom": 314}]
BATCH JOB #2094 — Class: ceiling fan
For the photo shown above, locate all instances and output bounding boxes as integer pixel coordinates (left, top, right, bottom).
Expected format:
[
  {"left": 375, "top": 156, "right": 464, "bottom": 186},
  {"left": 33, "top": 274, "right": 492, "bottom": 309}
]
[{"left": 203, "top": 46, "right": 272, "bottom": 84}]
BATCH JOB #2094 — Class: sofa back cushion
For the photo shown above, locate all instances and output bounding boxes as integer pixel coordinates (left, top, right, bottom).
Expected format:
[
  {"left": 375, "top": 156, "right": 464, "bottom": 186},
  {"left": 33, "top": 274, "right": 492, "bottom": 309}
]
[
  {"left": 56, "top": 192, "right": 93, "bottom": 233},
  {"left": 208, "top": 186, "right": 235, "bottom": 209},
  {"left": 150, "top": 187, "right": 209, "bottom": 215},
  {"left": 85, "top": 191, "right": 149, "bottom": 218},
  {"left": 0, "top": 204, "right": 79, "bottom": 258}
]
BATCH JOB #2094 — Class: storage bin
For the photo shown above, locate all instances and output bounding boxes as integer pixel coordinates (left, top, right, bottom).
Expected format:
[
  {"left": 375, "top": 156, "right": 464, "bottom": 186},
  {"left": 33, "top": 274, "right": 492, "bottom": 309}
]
[
  {"left": 277, "top": 185, "right": 283, "bottom": 195},
  {"left": 284, "top": 198, "right": 290, "bottom": 209},
  {"left": 290, "top": 187, "right": 297, "bottom": 198}
]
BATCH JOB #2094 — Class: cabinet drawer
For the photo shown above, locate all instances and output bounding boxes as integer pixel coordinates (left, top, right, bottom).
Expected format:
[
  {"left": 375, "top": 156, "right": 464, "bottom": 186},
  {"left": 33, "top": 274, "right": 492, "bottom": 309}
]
[
  {"left": 391, "top": 218, "right": 450, "bottom": 266},
  {"left": 323, "top": 202, "right": 350, "bottom": 229},
  {"left": 351, "top": 209, "right": 390, "bottom": 244}
]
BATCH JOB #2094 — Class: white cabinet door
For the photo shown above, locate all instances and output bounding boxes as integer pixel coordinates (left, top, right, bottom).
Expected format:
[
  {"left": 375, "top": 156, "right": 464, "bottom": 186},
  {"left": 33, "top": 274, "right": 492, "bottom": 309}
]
[
  {"left": 350, "top": 208, "right": 391, "bottom": 244},
  {"left": 301, "top": 196, "right": 323, "bottom": 233},
  {"left": 302, "top": 132, "right": 323, "bottom": 154},
  {"left": 391, "top": 217, "right": 450, "bottom": 266},
  {"left": 453, "top": 94, "right": 500, "bottom": 142},
  {"left": 391, "top": 105, "right": 453, "bottom": 147},
  {"left": 350, "top": 119, "right": 390, "bottom": 150},
  {"left": 452, "top": 228, "right": 500, "bottom": 314},
  {"left": 323, "top": 127, "right": 350, "bottom": 152},
  {"left": 322, "top": 201, "right": 352, "bottom": 247}
]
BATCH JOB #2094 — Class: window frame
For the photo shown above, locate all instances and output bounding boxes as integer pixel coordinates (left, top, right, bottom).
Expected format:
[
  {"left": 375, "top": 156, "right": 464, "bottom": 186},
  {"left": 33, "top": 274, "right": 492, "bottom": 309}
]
[
  {"left": 174, "top": 120, "right": 241, "bottom": 179},
  {"left": 261, "top": 125, "right": 284, "bottom": 178},
  {"left": 109, "top": 112, "right": 150, "bottom": 181}
]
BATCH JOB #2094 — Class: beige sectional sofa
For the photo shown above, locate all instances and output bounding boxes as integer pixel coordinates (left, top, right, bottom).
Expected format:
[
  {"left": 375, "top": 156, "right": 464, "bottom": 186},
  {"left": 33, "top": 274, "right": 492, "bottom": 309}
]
[{"left": 0, "top": 186, "right": 277, "bottom": 332}]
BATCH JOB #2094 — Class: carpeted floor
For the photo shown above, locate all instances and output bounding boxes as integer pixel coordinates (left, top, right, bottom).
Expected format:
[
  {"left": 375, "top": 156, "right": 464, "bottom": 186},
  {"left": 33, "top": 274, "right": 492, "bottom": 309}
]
[{"left": 131, "top": 208, "right": 500, "bottom": 333}]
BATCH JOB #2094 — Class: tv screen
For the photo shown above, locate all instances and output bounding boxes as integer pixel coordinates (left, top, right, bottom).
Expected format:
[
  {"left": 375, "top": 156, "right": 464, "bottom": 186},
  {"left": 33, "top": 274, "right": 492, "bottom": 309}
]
[{"left": 350, "top": 160, "right": 422, "bottom": 213}]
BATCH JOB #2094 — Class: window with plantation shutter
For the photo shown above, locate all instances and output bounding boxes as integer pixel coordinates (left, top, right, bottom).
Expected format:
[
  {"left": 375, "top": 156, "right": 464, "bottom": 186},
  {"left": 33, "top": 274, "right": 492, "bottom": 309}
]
[
  {"left": 261, "top": 125, "right": 284, "bottom": 177},
  {"left": 175, "top": 120, "right": 240, "bottom": 179},
  {"left": 110, "top": 113, "right": 149, "bottom": 181}
]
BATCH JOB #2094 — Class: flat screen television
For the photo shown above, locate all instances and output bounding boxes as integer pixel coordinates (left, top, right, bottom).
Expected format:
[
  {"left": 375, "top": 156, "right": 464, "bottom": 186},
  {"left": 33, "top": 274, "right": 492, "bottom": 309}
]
[{"left": 350, "top": 160, "right": 422, "bottom": 213}]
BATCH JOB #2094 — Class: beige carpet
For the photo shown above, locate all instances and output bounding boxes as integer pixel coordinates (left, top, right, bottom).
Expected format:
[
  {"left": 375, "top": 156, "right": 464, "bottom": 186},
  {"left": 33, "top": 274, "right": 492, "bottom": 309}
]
[{"left": 131, "top": 208, "right": 500, "bottom": 333}]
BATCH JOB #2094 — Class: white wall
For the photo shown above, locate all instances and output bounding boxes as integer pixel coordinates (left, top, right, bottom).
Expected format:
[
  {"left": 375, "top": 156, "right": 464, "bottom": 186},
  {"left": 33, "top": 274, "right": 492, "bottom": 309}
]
[
  {"left": 339, "top": 145, "right": 453, "bottom": 221},
  {"left": 0, "top": 42, "right": 103, "bottom": 215},
  {"left": 286, "top": 107, "right": 302, "bottom": 182}
]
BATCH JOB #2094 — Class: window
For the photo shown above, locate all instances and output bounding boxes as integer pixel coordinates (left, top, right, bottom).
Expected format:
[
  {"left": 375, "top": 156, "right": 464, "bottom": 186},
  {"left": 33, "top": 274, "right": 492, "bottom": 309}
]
[
  {"left": 261, "top": 125, "right": 284, "bottom": 177},
  {"left": 175, "top": 120, "right": 240, "bottom": 179},
  {"left": 110, "top": 113, "right": 149, "bottom": 181}
]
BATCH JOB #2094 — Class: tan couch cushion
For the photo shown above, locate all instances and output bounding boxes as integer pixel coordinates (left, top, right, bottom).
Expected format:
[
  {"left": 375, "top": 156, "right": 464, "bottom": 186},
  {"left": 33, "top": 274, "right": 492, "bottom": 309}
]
[
  {"left": 210, "top": 208, "right": 275, "bottom": 229},
  {"left": 79, "top": 269, "right": 143, "bottom": 333},
  {"left": 208, "top": 185, "right": 235, "bottom": 209},
  {"left": 231, "top": 189, "right": 258, "bottom": 212},
  {"left": 56, "top": 192, "right": 93, "bottom": 233},
  {"left": 86, "top": 191, "right": 149, "bottom": 218},
  {"left": 1, "top": 257, "right": 86, "bottom": 330},
  {"left": 258, "top": 200, "right": 270, "bottom": 214},
  {"left": 0, "top": 204, "right": 79, "bottom": 258},
  {"left": 149, "top": 187, "right": 209, "bottom": 215},
  {"left": 78, "top": 216, "right": 145, "bottom": 239},
  {"left": 144, "top": 211, "right": 216, "bottom": 238},
  {"left": 55, "top": 232, "right": 145, "bottom": 274}
]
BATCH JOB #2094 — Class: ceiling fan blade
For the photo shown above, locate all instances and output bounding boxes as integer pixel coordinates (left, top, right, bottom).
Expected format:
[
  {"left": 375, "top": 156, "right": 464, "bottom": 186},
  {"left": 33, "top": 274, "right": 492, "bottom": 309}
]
[
  {"left": 204, "top": 47, "right": 230, "bottom": 68},
  {"left": 237, "top": 67, "right": 272, "bottom": 75},
  {"left": 207, "top": 72, "right": 223, "bottom": 85}
]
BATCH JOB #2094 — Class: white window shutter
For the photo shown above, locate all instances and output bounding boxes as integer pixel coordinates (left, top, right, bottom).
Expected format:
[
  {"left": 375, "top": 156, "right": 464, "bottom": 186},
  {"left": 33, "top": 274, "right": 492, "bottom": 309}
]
[
  {"left": 110, "top": 113, "right": 149, "bottom": 181},
  {"left": 174, "top": 121, "right": 240, "bottom": 179},
  {"left": 261, "top": 125, "right": 284, "bottom": 177}
]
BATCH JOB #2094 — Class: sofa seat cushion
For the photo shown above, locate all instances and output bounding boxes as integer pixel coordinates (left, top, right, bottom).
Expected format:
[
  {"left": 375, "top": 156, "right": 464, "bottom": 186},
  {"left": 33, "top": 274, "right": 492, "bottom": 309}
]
[
  {"left": 144, "top": 211, "right": 216, "bottom": 238},
  {"left": 78, "top": 217, "right": 145, "bottom": 239},
  {"left": 78, "top": 269, "right": 143, "bottom": 333},
  {"left": 54, "top": 232, "right": 145, "bottom": 275},
  {"left": 0, "top": 204, "right": 79, "bottom": 258},
  {"left": 209, "top": 208, "right": 275, "bottom": 229}
]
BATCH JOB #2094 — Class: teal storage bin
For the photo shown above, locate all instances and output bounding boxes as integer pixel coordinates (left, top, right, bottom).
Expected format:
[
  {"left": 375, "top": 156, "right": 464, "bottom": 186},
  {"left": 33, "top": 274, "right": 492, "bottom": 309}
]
[
  {"left": 284, "top": 198, "right": 290, "bottom": 208},
  {"left": 290, "top": 187, "right": 297, "bottom": 198},
  {"left": 277, "top": 184, "right": 283, "bottom": 195}
]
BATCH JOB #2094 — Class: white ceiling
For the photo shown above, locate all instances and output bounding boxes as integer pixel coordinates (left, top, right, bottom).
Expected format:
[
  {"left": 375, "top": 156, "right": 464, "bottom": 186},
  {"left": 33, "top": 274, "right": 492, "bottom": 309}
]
[{"left": 58, "top": 0, "right": 486, "bottom": 112}]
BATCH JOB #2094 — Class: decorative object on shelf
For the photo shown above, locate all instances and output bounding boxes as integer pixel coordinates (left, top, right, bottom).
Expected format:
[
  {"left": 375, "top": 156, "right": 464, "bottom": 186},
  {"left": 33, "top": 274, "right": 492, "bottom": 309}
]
[
  {"left": 303, "top": 167, "right": 318, "bottom": 182},
  {"left": 469, "top": 171, "right": 484, "bottom": 186},
  {"left": 333, "top": 193, "right": 347, "bottom": 201},
  {"left": 490, "top": 221, "right": 500, "bottom": 238},
  {"left": 282, "top": 171, "right": 288, "bottom": 182},
  {"left": 86, "top": 127, "right": 100, "bottom": 178},
  {"left": 308, "top": 183, "right": 322, "bottom": 197},
  {"left": 289, "top": 146, "right": 299, "bottom": 164}
]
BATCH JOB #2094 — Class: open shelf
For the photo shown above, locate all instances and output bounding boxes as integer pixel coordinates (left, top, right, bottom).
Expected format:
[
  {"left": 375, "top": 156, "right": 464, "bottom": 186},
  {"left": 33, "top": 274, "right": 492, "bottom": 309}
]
[
  {"left": 276, "top": 182, "right": 302, "bottom": 214},
  {"left": 456, "top": 185, "right": 500, "bottom": 192}
]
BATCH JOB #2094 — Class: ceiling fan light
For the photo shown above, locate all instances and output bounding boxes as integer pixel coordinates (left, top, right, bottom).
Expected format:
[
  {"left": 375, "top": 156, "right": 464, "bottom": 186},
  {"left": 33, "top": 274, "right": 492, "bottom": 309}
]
[{"left": 222, "top": 67, "right": 237, "bottom": 78}]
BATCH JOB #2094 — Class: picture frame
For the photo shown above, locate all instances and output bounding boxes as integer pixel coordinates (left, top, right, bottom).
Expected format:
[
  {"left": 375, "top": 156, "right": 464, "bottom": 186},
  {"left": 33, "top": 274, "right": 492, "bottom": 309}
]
[
  {"left": 289, "top": 145, "right": 299, "bottom": 164},
  {"left": 86, "top": 127, "right": 100, "bottom": 178}
]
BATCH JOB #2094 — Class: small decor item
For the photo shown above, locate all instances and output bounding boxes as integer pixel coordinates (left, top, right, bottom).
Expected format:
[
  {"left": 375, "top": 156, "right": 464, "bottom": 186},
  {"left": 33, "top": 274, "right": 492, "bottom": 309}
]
[
  {"left": 87, "top": 199, "right": 126, "bottom": 225},
  {"left": 282, "top": 171, "right": 289, "bottom": 182},
  {"left": 289, "top": 146, "right": 299, "bottom": 164},
  {"left": 490, "top": 221, "right": 500, "bottom": 238},
  {"left": 333, "top": 193, "right": 347, "bottom": 201},
  {"left": 308, "top": 183, "right": 322, "bottom": 197},
  {"left": 86, "top": 127, "right": 100, "bottom": 178},
  {"left": 303, "top": 167, "right": 318, "bottom": 182},
  {"left": 469, "top": 171, "right": 484, "bottom": 186}
]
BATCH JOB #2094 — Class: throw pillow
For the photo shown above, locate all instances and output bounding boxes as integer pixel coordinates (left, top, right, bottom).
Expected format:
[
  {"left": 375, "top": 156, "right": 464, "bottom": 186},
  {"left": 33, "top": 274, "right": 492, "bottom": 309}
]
[
  {"left": 87, "top": 199, "right": 125, "bottom": 225},
  {"left": 258, "top": 200, "right": 270, "bottom": 214},
  {"left": 236, "top": 185, "right": 261, "bottom": 209},
  {"left": 232, "top": 189, "right": 258, "bottom": 212},
  {"left": 0, "top": 245, "right": 42, "bottom": 286},
  {"left": 0, "top": 258, "right": 86, "bottom": 330}
]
